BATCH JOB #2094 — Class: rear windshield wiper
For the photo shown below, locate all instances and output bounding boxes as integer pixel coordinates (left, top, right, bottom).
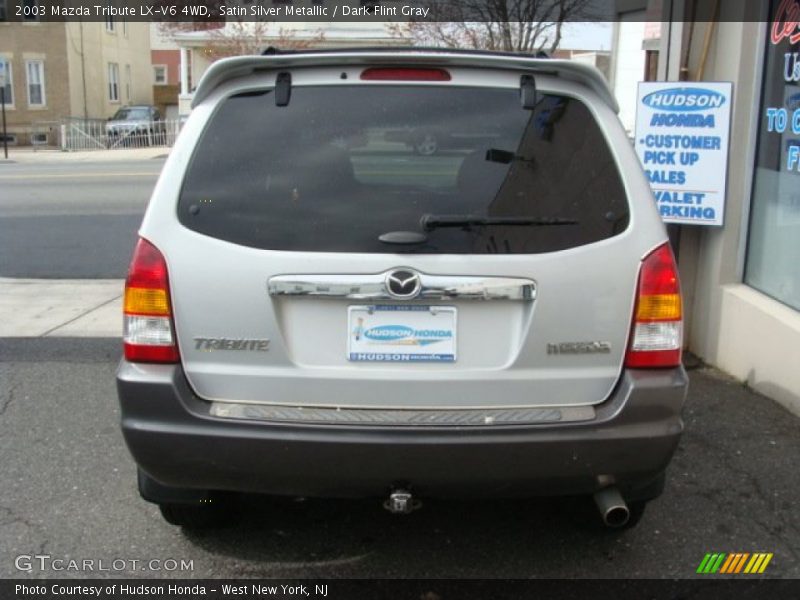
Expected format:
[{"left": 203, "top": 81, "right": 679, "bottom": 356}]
[{"left": 421, "top": 214, "right": 578, "bottom": 231}]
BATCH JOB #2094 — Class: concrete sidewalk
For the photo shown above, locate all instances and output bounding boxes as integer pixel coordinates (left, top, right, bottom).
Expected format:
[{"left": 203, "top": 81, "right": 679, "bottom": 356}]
[
  {"left": 0, "top": 146, "right": 169, "bottom": 164},
  {"left": 0, "top": 278, "right": 123, "bottom": 338}
]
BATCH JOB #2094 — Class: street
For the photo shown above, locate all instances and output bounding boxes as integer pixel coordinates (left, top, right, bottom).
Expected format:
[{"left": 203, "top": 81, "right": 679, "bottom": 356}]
[
  {"left": 0, "top": 158, "right": 162, "bottom": 278},
  {"left": 1, "top": 152, "right": 799, "bottom": 579}
]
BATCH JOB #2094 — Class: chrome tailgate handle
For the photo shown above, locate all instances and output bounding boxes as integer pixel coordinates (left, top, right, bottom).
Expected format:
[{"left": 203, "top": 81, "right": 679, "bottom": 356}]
[{"left": 268, "top": 271, "right": 536, "bottom": 301}]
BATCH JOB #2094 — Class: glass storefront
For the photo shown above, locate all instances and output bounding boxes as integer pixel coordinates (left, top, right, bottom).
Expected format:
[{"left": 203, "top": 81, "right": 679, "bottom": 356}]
[{"left": 745, "top": 0, "right": 800, "bottom": 311}]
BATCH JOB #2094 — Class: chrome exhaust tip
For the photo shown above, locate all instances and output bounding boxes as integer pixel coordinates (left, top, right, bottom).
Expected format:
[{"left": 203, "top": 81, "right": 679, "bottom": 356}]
[
  {"left": 594, "top": 487, "right": 630, "bottom": 528},
  {"left": 383, "top": 490, "right": 421, "bottom": 514}
]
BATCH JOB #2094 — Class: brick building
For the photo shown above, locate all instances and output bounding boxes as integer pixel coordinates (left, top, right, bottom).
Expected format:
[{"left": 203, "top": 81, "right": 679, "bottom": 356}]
[{"left": 0, "top": 15, "right": 153, "bottom": 145}]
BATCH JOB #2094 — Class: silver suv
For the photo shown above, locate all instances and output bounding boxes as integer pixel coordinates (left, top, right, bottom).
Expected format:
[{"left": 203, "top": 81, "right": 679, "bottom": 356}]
[{"left": 116, "top": 49, "right": 687, "bottom": 530}]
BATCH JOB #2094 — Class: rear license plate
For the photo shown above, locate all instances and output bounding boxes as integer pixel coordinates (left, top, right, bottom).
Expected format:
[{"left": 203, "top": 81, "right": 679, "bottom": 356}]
[{"left": 347, "top": 305, "right": 457, "bottom": 362}]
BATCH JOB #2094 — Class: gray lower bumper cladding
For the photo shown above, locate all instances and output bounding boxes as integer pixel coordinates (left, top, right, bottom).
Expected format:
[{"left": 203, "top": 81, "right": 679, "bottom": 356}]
[{"left": 117, "top": 362, "right": 688, "bottom": 499}]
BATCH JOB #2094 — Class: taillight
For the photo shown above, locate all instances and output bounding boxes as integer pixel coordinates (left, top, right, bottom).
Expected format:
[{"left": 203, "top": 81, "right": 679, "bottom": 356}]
[
  {"left": 360, "top": 67, "right": 451, "bottom": 81},
  {"left": 123, "top": 238, "right": 179, "bottom": 363},
  {"left": 625, "top": 243, "right": 683, "bottom": 368}
]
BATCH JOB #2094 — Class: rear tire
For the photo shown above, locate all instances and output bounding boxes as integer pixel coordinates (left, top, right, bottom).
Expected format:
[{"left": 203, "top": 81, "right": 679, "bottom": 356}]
[
  {"left": 158, "top": 500, "right": 237, "bottom": 529},
  {"left": 615, "top": 499, "right": 647, "bottom": 530}
]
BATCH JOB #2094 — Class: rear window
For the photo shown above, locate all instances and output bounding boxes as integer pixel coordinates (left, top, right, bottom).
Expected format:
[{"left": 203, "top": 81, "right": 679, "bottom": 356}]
[{"left": 178, "top": 85, "right": 629, "bottom": 254}]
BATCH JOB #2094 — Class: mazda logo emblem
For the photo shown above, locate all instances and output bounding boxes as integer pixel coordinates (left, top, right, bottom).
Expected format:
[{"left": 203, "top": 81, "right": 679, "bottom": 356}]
[{"left": 385, "top": 269, "right": 421, "bottom": 299}]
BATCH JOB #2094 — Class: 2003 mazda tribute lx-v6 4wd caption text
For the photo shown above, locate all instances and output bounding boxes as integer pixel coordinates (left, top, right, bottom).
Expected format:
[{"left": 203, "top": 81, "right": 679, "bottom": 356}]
[{"left": 116, "top": 48, "right": 688, "bottom": 530}]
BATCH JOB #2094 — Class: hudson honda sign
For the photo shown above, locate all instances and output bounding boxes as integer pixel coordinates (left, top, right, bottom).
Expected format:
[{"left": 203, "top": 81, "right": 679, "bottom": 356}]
[
  {"left": 635, "top": 82, "right": 733, "bottom": 226},
  {"left": 642, "top": 87, "right": 727, "bottom": 111}
]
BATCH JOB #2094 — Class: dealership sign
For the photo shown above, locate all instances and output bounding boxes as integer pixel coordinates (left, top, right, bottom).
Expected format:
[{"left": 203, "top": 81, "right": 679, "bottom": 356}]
[{"left": 635, "top": 82, "right": 733, "bottom": 226}]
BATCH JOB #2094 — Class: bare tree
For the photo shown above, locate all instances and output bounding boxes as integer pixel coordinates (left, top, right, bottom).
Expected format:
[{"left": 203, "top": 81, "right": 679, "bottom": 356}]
[
  {"left": 158, "top": 20, "right": 324, "bottom": 63},
  {"left": 200, "top": 21, "right": 325, "bottom": 61},
  {"left": 391, "top": 0, "right": 599, "bottom": 54}
]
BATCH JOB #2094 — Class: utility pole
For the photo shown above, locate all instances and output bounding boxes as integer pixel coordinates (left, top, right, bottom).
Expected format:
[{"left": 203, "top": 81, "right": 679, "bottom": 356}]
[
  {"left": 80, "top": 20, "right": 88, "bottom": 121},
  {"left": 1, "top": 85, "right": 8, "bottom": 160},
  {"left": 0, "top": 58, "right": 7, "bottom": 158}
]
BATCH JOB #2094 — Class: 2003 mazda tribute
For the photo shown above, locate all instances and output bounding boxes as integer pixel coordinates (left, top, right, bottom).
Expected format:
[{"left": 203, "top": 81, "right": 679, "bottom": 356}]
[{"left": 116, "top": 48, "right": 688, "bottom": 529}]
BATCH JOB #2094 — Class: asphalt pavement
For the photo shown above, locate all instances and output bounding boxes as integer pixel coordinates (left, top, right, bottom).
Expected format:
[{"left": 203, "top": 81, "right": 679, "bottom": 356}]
[
  {"left": 0, "top": 337, "right": 798, "bottom": 579},
  {"left": 1, "top": 150, "right": 799, "bottom": 581}
]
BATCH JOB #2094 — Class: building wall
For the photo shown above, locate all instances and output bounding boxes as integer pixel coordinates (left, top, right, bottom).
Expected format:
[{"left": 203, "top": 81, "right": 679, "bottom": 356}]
[
  {"left": 64, "top": 21, "right": 153, "bottom": 121},
  {"left": 151, "top": 49, "right": 180, "bottom": 86},
  {"left": 153, "top": 83, "right": 180, "bottom": 118},
  {"left": 610, "top": 12, "right": 647, "bottom": 134},
  {"left": 150, "top": 25, "right": 182, "bottom": 114},
  {"left": 610, "top": 0, "right": 800, "bottom": 413},
  {"left": 0, "top": 20, "right": 153, "bottom": 143},
  {"left": 664, "top": 2, "right": 800, "bottom": 413},
  {"left": 0, "top": 22, "right": 71, "bottom": 143}
]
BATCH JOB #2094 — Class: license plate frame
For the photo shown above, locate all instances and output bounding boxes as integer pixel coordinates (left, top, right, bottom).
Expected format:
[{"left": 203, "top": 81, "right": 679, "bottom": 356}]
[{"left": 347, "top": 305, "right": 457, "bottom": 363}]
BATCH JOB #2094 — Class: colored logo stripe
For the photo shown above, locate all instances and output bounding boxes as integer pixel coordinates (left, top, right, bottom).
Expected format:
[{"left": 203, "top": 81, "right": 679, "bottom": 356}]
[
  {"left": 698, "top": 553, "right": 773, "bottom": 574},
  {"left": 697, "top": 553, "right": 726, "bottom": 573}
]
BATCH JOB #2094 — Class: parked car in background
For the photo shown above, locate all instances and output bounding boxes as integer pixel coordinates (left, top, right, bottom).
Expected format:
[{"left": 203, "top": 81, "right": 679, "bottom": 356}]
[
  {"left": 384, "top": 126, "right": 506, "bottom": 155},
  {"left": 106, "top": 105, "right": 165, "bottom": 146},
  {"left": 117, "top": 48, "right": 688, "bottom": 531}
]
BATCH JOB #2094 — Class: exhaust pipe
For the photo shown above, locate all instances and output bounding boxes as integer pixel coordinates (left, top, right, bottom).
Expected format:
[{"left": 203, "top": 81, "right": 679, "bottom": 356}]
[{"left": 594, "top": 487, "right": 630, "bottom": 527}]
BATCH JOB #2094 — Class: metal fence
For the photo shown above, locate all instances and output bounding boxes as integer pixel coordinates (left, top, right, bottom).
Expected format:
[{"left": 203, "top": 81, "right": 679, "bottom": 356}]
[{"left": 31, "top": 117, "right": 183, "bottom": 151}]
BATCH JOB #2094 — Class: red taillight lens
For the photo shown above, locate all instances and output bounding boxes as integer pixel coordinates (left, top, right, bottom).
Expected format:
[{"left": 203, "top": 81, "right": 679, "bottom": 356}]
[
  {"left": 625, "top": 243, "right": 683, "bottom": 368},
  {"left": 360, "top": 67, "right": 451, "bottom": 81},
  {"left": 123, "top": 238, "right": 179, "bottom": 363}
]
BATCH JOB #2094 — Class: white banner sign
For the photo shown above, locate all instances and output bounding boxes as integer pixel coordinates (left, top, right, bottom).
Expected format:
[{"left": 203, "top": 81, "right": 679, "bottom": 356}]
[{"left": 634, "top": 82, "right": 733, "bottom": 226}]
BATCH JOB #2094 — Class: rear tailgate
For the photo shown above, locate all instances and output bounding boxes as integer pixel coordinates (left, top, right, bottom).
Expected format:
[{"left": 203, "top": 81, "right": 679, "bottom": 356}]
[{"left": 143, "top": 61, "right": 666, "bottom": 410}]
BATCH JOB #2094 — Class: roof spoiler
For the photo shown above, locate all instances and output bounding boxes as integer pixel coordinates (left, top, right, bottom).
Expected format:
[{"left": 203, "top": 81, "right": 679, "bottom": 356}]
[{"left": 191, "top": 48, "right": 619, "bottom": 113}]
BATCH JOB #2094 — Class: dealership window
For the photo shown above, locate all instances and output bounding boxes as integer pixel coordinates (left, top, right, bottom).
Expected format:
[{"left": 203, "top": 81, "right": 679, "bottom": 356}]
[
  {"left": 125, "top": 64, "right": 131, "bottom": 101},
  {"left": 0, "top": 59, "right": 13, "bottom": 106},
  {"left": 744, "top": 1, "right": 800, "bottom": 311},
  {"left": 153, "top": 65, "right": 167, "bottom": 85},
  {"left": 108, "top": 63, "right": 119, "bottom": 102},
  {"left": 25, "top": 60, "right": 45, "bottom": 106}
]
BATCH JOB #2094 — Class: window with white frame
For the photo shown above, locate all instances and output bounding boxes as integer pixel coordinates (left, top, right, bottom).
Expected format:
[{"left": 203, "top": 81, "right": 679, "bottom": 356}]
[
  {"left": 25, "top": 60, "right": 45, "bottom": 106},
  {"left": 108, "top": 62, "right": 120, "bottom": 102},
  {"left": 153, "top": 65, "right": 167, "bottom": 85},
  {"left": 0, "top": 59, "right": 12, "bottom": 106},
  {"left": 125, "top": 64, "right": 131, "bottom": 101}
]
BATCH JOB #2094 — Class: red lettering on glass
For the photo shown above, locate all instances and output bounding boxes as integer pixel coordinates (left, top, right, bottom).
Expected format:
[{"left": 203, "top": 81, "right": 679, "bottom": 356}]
[{"left": 772, "top": 0, "right": 800, "bottom": 45}]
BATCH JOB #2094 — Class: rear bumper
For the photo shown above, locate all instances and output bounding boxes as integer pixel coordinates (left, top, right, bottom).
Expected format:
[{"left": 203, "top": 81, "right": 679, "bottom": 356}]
[{"left": 117, "top": 362, "right": 688, "bottom": 500}]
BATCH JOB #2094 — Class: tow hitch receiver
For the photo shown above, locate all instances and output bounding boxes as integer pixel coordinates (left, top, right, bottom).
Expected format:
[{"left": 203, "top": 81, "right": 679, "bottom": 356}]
[{"left": 383, "top": 490, "right": 421, "bottom": 514}]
